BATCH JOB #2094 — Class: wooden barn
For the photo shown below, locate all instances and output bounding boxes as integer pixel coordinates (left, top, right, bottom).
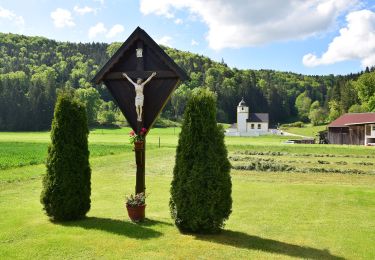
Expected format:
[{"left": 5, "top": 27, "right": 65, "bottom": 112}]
[{"left": 327, "top": 113, "right": 375, "bottom": 145}]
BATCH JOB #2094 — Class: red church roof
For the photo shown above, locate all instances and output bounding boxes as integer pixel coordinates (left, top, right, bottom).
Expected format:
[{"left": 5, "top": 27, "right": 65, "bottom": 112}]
[{"left": 328, "top": 113, "right": 375, "bottom": 127}]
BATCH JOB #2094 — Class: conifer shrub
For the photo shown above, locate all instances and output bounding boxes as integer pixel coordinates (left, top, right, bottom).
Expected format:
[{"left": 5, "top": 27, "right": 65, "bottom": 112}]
[
  {"left": 170, "top": 88, "right": 232, "bottom": 233},
  {"left": 41, "top": 92, "right": 91, "bottom": 221}
]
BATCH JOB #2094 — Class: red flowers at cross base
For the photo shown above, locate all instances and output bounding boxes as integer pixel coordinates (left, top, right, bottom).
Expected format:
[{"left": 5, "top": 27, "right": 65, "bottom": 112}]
[
  {"left": 140, "top": 128, "right": 147, "bottom": 136},
  {"left": 129, "top": 128, "right": 147, "bottom": 144}
]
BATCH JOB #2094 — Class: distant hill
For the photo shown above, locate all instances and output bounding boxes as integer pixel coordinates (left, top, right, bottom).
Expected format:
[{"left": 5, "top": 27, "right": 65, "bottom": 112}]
[{"left": 0, "top": 32, "right": 371, "bottom": 130}]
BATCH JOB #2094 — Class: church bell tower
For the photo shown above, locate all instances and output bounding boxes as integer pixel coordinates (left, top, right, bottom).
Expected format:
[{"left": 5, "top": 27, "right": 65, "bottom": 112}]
[{"left": 237, "top": 98, "right": 249, "bottom": 132}]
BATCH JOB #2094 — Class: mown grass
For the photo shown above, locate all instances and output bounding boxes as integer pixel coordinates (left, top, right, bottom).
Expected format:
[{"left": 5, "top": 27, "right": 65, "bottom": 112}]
[
  {"left": 282, "top": 124, "right": 327, "bottom": 138},
  {"left": 1, "top": 128, "right": 375, "bottom": 259},
  {"left": 0, "top": 127, "right": 180, "bottom": 170},
  {"left": 281, "top": 124, "right": 327, "bottom": 138},
  {"left": 0, "top": 127, "right": 181, "bottom": 145},
  {"left": 0, "top": 142, "right": 131, "bottom": 170},
  {"left": 230, "top": 151, "right": 375, "bottom": 175}
]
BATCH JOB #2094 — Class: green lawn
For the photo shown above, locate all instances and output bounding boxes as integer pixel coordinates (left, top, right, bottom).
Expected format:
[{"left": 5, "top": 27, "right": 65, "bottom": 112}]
[
  {"left": 1, "top": 128, "right": 375, "bottom": 259},
  {"left": 281, "top": 124, "right": 327, "bottom": 138},
  {"left": 0, "top": 127, "right": 179, "bottom": 171}
]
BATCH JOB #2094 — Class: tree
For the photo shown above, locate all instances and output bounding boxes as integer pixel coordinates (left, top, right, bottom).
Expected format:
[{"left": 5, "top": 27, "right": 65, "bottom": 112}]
[
  {"left": 310, "top": 100, "right": 320, "bottom": 111},
  {"left": 354, "top": 71, "right": 375, "bottom": 103},
  {"left": 106, "top": 42, "right": 122, "bottom": 57},
  {"left": 328, "top": 100, "right": 341, "bottom": 122},
  {"left": 339, "top": 80, "right": 358, "bottom": 112},
  {"left": 29, "top": 65, "right": 58, "bottom": 130},
  {"left": 368, "top": 95, "right": 375, "bottom": 111},
  {"left": 75, "top": 87, "right": 101, "bottom": 125},
  {"left": 0, "top": 71, "right": 30, "bottom": 130},
  {"left": 308, "top": 101, "right": 327, "bottom": 126},
  {"left": 170, "top": 88, "right": 232, "bottom": 233},
  {"left": 348, "top": 103, "right": 368, "bottom": 113},
  {"left": 40, "top": 92, "right": 91, "bottom": 221},
  {"left": 295, "top": 92, "right": 312, "bottom": 122},
  {"left": 171, "top": 83, "right": 192, "bottom": 120},
  {"left": 204, "top": 67, "right": 222, "bottom": 92},
  {"left": 97, "top": 101, "right": 117, "bottom": 125}
]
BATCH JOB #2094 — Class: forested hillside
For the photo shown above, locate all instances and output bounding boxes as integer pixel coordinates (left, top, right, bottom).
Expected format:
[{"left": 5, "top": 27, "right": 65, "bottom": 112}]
[{"left": 1, "top": 32, "right": 374, "bottom": 131}]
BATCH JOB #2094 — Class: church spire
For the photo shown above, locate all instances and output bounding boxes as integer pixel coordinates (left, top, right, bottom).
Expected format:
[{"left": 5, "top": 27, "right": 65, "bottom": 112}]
[{"left": 238, "top": 97, "right": 247, "bottom": 107}]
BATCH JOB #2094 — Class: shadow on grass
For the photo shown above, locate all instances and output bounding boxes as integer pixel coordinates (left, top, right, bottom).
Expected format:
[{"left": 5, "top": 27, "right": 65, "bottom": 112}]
[
  {"left": 196, "top": 230, "right": 345, "bottom": 260},
  {"left": 58, "top": 217, "right": 169, "bottom": 239}
]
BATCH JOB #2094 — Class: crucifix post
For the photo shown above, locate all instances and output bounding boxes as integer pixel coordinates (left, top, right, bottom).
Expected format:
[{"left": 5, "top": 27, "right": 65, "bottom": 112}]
[
  {"left": 135, "top": 40, "right": 146, "bottom": 195},
  {"left": 134, "top": 143, "right": 145, "bottom": 194}
]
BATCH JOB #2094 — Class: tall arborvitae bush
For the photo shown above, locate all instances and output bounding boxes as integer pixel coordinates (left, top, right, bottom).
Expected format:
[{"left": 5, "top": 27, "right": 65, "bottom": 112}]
[
  {"left": 41, "top": 92, "right": 91, "bottom": 221},
  {"left": 170, "top": 88, "right": 232, "bottom": 233}
]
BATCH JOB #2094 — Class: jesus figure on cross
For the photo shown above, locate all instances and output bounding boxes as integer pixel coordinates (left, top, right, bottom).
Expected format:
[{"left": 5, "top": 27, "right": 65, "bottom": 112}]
[{"left": 123, "top": 72, "right": 157, "bottom": 122}]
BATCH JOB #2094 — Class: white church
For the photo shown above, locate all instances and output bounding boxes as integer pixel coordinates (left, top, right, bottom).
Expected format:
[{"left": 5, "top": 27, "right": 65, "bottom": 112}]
[{"left": 225, "top": 98, "right": 269, "bottom": 136}]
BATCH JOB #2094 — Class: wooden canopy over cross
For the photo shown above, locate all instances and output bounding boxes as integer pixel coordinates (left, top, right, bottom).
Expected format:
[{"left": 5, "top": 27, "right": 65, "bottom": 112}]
[
  {"left": 93, "top": 26, "right": 187, "bottom": 132},
  {"left": 93, "top": 27, "right": 187, "bottom": 195}
]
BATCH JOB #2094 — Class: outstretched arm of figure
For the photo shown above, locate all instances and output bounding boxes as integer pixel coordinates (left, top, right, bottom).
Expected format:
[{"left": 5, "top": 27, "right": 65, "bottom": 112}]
[
  {"left": 141, "top": 72, "right": 157, "bottom": 86},
  {"left": 122, "top": 73, "right": 137, "bottom": 86}
]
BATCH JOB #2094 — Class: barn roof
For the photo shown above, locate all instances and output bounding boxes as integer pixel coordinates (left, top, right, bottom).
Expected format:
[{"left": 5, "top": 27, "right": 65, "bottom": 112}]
[
  {"left": 247, "top": 113, "right": 269, "bottom": 123},
  {"left": 328, "top": 113, "right": 375, "bottom": 127},
  {"left": 93, "top": 26, "right": 187, "bottom": 84}
]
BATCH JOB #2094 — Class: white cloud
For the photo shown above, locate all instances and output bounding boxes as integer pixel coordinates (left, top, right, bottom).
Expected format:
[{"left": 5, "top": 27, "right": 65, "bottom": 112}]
[
  {"left": 88, "top": 22, "right": 107, "bottom": 38},
  {"left": 106, "top": 24, "right": 124, "bottom": 38},
  {"left": 191, "top": 39, "right": 199, "bottom": 46},
  {"left": 140, "top": 0, "right": 178, "bottom": 18},
  {"left": 174, "top": 18, "right": 183, "bottom": 24},
  {"left": 157, "top": 36, "right": 173, "bottom": 47},
  {"left": 303, "top": 9, "right": 375, "bottom": 68},
  {"left": 73, "top": 5, "right": 96, "bottom": 15},
  {"left": 0, "top": 6, "right": 25, "bottom": 27},
  {"left": 51, "top": 8, "right": 75, "bottom": 28},
  {"left": 140, "top": 0, "right": 358, "bottom": 50},
  {"left": 88, "top": 23, "right": 125, "bottom": 39}
]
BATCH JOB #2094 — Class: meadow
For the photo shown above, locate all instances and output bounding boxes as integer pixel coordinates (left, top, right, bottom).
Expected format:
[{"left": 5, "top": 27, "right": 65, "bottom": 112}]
[
  {"left": 280, "top": 124, "right": 327, "bottom": 138},
  {"left": 0, "top": 128, "right": 375, "bottom": 259}
]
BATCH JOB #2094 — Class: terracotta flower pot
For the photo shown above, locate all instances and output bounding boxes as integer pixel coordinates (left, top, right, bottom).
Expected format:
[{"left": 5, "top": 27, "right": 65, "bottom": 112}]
[{"left": 126, "top": 204, "right": 146, "bottom": 222}]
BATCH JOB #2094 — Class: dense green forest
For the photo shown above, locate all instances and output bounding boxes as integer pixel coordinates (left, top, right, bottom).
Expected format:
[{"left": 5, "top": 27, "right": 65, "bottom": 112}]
[{"left": 1, "top": 32, "right": 374, "bottom": 131}]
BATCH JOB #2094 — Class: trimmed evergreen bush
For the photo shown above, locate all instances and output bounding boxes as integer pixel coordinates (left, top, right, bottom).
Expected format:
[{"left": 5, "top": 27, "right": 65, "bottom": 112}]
[
  {"left": 170, "top": 88, "right": 232, "bottom": 233},
  {"left": 41, "top": 92, "right": 91, "bottom": 221}
]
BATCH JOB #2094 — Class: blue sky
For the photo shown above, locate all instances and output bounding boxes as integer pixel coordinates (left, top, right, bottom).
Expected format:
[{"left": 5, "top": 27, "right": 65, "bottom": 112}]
[{"left": 0, "top": 0, "right": 374, "bottom": 75}]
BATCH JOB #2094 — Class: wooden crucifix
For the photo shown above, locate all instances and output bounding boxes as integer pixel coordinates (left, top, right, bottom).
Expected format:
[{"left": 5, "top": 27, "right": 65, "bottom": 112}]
[
  {"left": 93, "top": 27, "right": 187, "bottom": 195},
  {"left": 122, "top": 71, "right": 157, "bottom": 122}
]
